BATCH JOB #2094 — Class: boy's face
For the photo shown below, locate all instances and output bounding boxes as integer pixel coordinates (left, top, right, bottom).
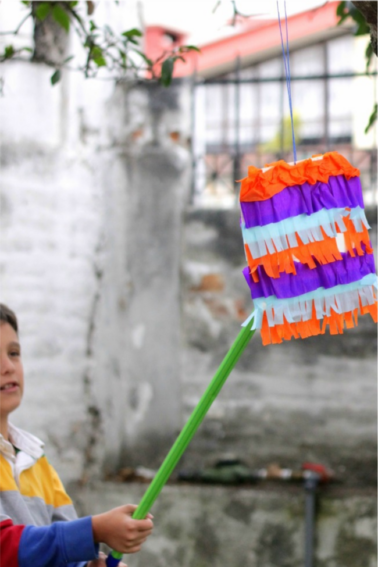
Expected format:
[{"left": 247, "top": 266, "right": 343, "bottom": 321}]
[{"left": 0, "top": 322, "right": 24, "bottom": 419}]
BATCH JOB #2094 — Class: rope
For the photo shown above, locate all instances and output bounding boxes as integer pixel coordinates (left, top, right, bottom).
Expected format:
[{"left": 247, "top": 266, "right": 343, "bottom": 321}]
[{"left": 277, "top": 0, "right": 297, "bottom": 164}]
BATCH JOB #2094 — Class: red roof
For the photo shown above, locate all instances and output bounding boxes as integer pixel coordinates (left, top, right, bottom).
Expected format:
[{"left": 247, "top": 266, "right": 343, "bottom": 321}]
[{"left": 145, "top": 2, "right": 348, "bottom": 78}]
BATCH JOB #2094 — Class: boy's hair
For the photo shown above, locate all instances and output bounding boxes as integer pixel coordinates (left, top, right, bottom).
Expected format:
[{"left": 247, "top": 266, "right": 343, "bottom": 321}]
[{"left": 0, "top": 304, "right": 18, "bottom": 334}]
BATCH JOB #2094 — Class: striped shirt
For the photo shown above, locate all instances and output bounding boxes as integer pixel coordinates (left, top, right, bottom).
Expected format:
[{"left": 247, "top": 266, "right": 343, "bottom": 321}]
[{"left": 0, "top": 423, "right": 98, "bottom": 567}]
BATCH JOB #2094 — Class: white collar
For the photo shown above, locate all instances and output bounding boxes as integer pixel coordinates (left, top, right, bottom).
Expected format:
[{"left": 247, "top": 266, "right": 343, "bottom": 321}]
[{"left": 0, "top": 423, "right": 44, "bottom": 462}]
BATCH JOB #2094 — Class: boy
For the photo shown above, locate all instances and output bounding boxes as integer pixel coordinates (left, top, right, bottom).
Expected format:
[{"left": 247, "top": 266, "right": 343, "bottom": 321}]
[{"left": 0, "top": 303, "right": 154, "bottom": 567}]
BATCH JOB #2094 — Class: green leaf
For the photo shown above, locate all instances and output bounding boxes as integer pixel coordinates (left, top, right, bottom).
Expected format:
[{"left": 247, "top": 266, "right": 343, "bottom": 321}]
[
  {"left": 63, "top": 55, "right": 74, "bottom": 64},
  {"left": 52, "top": 4, "right": 70, "bottom": 32},
  {"left": 91, "top": 46, "right": 106, "bottom": 67},
  {"left": 89, "top": 19, "right": 97, "bottom": 31},
  {"left": 21, "top": 1, "right": 31, "bottom": 6},
  {"left": 365, "top": 103, "right": 377, "bottom": 134},
  {"left": 118, "top": 49, "right": 127, "bottom": 67},
  {"left": 351, "top": 8, "right": 370, "bottom": 35},
  {"left": 172, "top": 55, "right": 186, "bottom": 63},
  {"left": 68, "top": 1, "right": 79, "bottom": 7},
  {"left": 84, "top": 34, "right": 98, "bottom": 48},
  {"left": 21, "top": 46, "right": 33, "bottom": 53},
  {"left": 94, "top": 56, "right": 106, "bottom": 67},
  {"left": 91, "top": 46, "right": 103, "bottom": 58},
  {"left": 135, "top": 49, "right": 153, "bottom": 66},
  {"left": 4, "top": 45, "right": 15, "bottom": 59},
  {"left": 365, "top": 41, "right": 374, "bottom": 71},
  {"left": 122, "top": 28, "right": 142, "bottom": 38},
  {"left": 336, "top": 1, "right": 346, "bottom": 17},
  {"left": 160, "top": 57, "right": 174, "bottom": 87},
  {"left": 336, "top": 3, "right": 348, "bottom": 25},
  {"left": 50, "top": 69, "right": 61, "bottom": 85},
  {"left": 336, "top": 2, "right": 370, "bottom": 36},
  {"left": 180, "top": 44, "right": 201, "bottom": 53},
  {"left": 35, "top": 2, "right": 51, "bottom": 21}
]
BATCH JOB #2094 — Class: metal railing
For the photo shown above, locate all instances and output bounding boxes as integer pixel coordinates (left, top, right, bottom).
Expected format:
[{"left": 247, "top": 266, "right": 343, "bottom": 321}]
[{"left": 190, "top": 62, "right": 377, "bottom": 207}]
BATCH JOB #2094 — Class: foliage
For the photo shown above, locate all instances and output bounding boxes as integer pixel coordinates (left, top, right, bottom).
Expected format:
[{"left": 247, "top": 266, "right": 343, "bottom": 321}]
[
  {"left": 337, "top": 1, "right": 377, "bottom": 132},
  {"left": 365, "top": 103, "right": 377, "bottom": 134},
  {"left": 0, "top": 1, "right": 200, "bottom": 87},
  {"left": 337, "top": 1, "right": 370, "bottom": 35},
  {"left": 336, "top": 1, "right": 374, "bottom": 70}
]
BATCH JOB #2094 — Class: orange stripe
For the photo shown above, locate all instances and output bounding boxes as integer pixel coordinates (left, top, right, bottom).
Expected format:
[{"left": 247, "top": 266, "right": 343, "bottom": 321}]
[
  {"left": 260, "top": 302, "right": 377, "bottom": 345},
  {"left": 246, "top": 232, "right": 342, "bottom": 281},
  {"left": 343, "top": 216, "right": 373, "bottom": 257},
  {"left": 245, "top": 216, "right": 371, "bottom": 281},
  {"left": 240, "top": 151, "right": 360, "bottom": 202}
]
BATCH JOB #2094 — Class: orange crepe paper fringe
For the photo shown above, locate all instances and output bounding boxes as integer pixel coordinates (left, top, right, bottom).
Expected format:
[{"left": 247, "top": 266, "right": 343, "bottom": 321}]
[
  {"left": 246, "top": 230, "right": 342, "bottom": 282},
  {"left": 240, "top": 151, "right": 360, "bottom": 202},
  {"left": 343, "top": 216, "right": 373, "bottom": 257},
  {"left": 245, "top": 217, "right": 373, "bottom": 282},
  {"left": 260, "top": 301, "right": 378, "bottom": 346}
]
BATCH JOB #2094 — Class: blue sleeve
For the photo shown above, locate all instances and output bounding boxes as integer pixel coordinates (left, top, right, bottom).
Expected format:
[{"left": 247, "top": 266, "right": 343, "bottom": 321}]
[{"left": 18, "top": 516, "right": 99, "bottom": 567}]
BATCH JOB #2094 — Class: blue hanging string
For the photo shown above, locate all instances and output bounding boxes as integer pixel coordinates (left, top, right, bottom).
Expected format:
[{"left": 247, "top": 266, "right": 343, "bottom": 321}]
[{"left": 277, "top": 0, "right": 297, "bottom": 164}]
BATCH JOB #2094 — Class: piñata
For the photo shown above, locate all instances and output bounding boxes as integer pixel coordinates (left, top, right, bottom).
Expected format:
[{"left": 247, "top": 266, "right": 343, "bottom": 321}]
[{"left": 240, "top": 151, "right": 377, "bottom": 345}]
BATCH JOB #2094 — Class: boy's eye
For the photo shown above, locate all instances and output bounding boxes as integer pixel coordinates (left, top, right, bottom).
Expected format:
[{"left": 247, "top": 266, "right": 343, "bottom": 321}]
[{"left": 10, "top": 351, "right": 20, "bottom": 357}]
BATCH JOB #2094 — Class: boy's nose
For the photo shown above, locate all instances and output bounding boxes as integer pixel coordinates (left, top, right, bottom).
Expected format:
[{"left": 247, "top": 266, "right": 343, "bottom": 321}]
[{"left": 0, "top": 355, "right": 15, "bottom": 375}]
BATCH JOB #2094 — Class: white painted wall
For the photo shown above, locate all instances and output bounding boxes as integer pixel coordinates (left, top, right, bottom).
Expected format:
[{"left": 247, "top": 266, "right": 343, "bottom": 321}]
[
  {"left": 0, "top": 56, "right": 115, "bottom": 482},
  {"left": 0, "top": 53, "right": 191, "bottom": 484}
]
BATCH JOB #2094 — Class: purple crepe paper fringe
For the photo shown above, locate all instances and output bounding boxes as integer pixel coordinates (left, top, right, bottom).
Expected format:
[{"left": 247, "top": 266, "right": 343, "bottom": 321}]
[{"left": 240, "top": 174, "right": 363, "bottom": 229}]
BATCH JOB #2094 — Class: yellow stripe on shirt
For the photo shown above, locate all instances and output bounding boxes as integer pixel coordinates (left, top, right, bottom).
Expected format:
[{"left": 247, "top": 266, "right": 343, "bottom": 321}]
[
  {"left": 0, "top": 453, "right": 72, "bottom": 508},
  {"left": 18, "top": 456, "right": 73, "bottom": 508},
  {"left": 0, "top": 455, "right": 19, "bottom": 491}
]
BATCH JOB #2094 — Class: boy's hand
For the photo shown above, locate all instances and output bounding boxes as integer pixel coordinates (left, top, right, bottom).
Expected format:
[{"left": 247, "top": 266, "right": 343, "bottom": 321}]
[
  {"left": 87, "top": 551, "right": 127, "bottom": 566},
  {"left": 92, "top": 504, "right": 154, "bottom": 554}
]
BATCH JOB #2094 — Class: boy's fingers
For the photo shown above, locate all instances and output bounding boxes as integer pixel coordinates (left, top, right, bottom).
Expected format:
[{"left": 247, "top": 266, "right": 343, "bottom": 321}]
[
  {"left": 125, "top": 545, "right": 142, "bottom": 554},
  {"left": 135, "top": 518, "right": 154, "bottom": 531},
  {"left": 125, "top": 518, "right": 153, "bottom": 533},
  {"left": 125, "top": 531, "right": 152, "bottom": 549},
  {"left": 121, "top": 504, "right": 154, "bottom": 521},
  {"left": 132, "top": 531, "right": 152, "bottom": 544}
]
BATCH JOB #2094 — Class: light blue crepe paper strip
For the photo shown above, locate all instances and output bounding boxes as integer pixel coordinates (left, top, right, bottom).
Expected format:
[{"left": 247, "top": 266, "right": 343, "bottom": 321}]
[
  {"left": 242, "top": 274, "right": 377, "bottom": 330},
  {"left": 241, "top": 207, "right": 370, "bottom": 259},
  {"left": 242, "top": 308, "right": 263, "bottom": 331}
]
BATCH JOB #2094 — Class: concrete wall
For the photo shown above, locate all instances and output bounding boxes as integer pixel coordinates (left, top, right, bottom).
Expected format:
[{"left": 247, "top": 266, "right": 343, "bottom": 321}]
[
  {"left": 0, "top": 59, "right": 376, "bottom": 490},
  {"left": 0, "top": 30, "right": 376, "bottom": 567},
  {"left": 72, "top": 481, "right": 377, "bottom": 567},
  {"left": 180, "top": 208, "right": 377, "bottom": 489},
  {"left": 0, "top": 62, "right": 109, "bottom": 484},
  {"left": 95, "top": 81, "right": 191, "bottom": 471},
  {"left": 0, "top": 58, "right": 191, "bottom": 482}
]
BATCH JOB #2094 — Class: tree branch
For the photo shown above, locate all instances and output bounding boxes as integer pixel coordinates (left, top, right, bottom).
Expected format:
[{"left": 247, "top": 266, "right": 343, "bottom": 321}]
[{"left": 0, "top": 10, "right": 32, "bottom": 36}]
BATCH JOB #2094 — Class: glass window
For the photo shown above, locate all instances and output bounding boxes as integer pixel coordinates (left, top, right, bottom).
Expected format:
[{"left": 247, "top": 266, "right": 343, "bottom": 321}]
[
  {"left": 291, "top": 45, "right": 324, "bottom": 76},
  {"left": 328, "top": 77, "right": 352, "bottom": 139},
  {"left": 239, "top": 83, "right": 258, "bottom": 145},
  {"left": 258, "top": 61, "right": 282, "bottom": 144},
  {"left": 327, "top": 35, "right": 354, "bottom": 74},
  {"left": 292, "top": 79, "right": 324, "bottom": 141}
]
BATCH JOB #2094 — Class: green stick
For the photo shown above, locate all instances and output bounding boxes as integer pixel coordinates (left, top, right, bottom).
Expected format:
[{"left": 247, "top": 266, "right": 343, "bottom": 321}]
[{"left": 106, "top": 318, "right": 255, "bottom": 566}]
